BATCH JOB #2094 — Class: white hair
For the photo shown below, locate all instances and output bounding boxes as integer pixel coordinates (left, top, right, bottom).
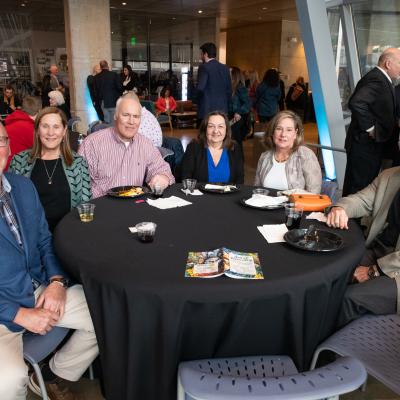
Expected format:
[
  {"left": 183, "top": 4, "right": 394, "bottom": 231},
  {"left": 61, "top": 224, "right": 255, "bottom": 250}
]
[
  {"left": 48, "top": 90, "right": 65, "bottom": 106},
  {"left": 115, "top": 91, "right": 141, "bottom": 116}
]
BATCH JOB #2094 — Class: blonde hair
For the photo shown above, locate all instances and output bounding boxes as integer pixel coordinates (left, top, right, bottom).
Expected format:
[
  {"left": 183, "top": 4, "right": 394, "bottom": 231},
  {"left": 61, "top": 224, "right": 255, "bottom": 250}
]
[{"left": 264, "top": 110, "right": 304, "bottom": 153}]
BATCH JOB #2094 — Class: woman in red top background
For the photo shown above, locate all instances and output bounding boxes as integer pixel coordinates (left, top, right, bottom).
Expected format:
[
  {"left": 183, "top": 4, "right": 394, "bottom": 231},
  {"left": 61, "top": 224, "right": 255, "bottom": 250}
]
[{"left": 155, "top": 86, "right": 177, "bottom": 115}]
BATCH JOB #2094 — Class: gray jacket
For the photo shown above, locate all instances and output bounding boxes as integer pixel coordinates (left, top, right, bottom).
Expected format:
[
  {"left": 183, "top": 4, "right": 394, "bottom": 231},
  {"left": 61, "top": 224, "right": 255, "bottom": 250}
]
[
  {"left": 254, "top": 145, "right": 322, "bottom": 194},
  {"left": 335, "top": 167, "right": 400, "bottom": 313}
]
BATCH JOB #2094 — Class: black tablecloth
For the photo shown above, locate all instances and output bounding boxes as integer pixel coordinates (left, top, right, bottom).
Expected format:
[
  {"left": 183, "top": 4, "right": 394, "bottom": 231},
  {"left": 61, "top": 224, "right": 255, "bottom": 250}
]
[{"left": 54, "top": 185, "right": 365, "bottom": 400}]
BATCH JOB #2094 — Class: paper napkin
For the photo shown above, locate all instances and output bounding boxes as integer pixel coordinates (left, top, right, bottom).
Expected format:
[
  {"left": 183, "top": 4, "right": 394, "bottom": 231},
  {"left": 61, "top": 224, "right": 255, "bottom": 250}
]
[
  {"left": 204, "top": 184, "right": 237, "bottom": 191},
  {"left": 146, "top": 196, "right": 192, "bottom": 210},
  {"left": 245, "top": 195, "right": 288, "bottom": 208},
  {"left": 257, "top": 224, "right": 288, "bottom": 243},
  {"left": 181, "top": 189, "right": 203, "bottom": 196},
  {"left": 306, "top": 212, "right": 327, "bottom": 223}
]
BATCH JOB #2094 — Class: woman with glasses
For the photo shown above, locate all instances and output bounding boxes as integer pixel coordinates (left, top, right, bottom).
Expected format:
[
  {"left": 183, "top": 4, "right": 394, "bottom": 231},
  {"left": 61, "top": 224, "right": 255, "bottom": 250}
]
[
  {"left": 254, "top": 110, "right": 321, "bottom": 193},
  {"left": 9, "top": 107, "right": 91, "bottom": 231},
  {"left": 181, "top": 111, "right": 244, "bottom": 184}
]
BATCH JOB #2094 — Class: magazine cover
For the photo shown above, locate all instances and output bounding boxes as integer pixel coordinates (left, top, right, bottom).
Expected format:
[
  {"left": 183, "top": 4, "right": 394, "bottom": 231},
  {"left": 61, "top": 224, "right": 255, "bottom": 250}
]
[{"left": 185, "top": 248, "right": 263, "bottom": 279}]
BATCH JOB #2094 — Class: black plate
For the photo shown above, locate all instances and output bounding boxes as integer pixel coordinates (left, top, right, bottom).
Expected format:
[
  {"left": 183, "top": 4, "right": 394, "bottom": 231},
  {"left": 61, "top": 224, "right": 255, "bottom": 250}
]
[
  {"left": 240, "top": 197, "right": 286, "bottom": 210},
  {"left": 284, "top": 228, "right": 344, "bottom": 252},
  {"left": 107, "top": 186, "right": 148, "bottom": 198},
  {"left": 200, "top": 184, "right": 240, "bottom": 194}
]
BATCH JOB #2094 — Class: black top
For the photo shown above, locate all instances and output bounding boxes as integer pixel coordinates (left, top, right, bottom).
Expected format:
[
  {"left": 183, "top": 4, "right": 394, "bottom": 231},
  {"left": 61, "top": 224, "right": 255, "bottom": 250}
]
[
  {"left": 31, "top": 159, "right": 70, "bottom": 232},
  {"left": 181, "top": 140, "right": 244, "bottom": 183},
  {"left": 94, "top": 69, "right": 123, "bottom": 108},
  {"left": 54, "top": 185, "right": 365, "bottom": 400}
]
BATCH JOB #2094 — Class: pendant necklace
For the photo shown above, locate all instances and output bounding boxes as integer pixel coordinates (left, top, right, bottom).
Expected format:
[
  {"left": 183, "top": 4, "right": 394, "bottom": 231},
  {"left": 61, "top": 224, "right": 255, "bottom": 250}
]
[{"left": 42, "top": 157, "right": 60, "bottom": 185}]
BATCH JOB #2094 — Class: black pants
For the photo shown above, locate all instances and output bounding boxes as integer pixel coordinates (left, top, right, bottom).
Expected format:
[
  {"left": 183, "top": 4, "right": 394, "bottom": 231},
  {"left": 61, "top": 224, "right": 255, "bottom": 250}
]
[
  {"left": 342, "top": 134, "right": 384, "bottom": 196},
  {"left": 337, "top": 246, "right": 397, "bottom": 328}
]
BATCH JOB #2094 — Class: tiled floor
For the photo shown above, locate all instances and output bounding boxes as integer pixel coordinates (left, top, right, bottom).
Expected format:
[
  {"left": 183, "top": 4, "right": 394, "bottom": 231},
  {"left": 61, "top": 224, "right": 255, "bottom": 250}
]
[{"left": 28, "top": 123, "right": 399, "bottom": 399}]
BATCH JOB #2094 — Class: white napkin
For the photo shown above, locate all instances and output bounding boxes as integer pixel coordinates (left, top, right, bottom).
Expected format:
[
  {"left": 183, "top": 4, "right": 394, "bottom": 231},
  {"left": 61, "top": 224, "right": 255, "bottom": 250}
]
[
  {"left": 181, "top": 188, "right": 203, "bottom": 196},
  {"left": 128, "top": 227, "right": 138, "bottom": 233},
  {"left": 204, "top": 184, "right": 237, "bottom": 191},
  {"left": 306, "top": 212, "right": 327, "bottom": 223},
  {"left": 146, "top": 196, "right": 192, "bottom": 210},
  {"left": 277, "top": 188, "right": 311, "bottom": 196},
  {"left": 257, "top": 224, "right": 288, "bottom": 243},
  {"left": 245, "top": 195, "right": 288, "bottom": 208}
]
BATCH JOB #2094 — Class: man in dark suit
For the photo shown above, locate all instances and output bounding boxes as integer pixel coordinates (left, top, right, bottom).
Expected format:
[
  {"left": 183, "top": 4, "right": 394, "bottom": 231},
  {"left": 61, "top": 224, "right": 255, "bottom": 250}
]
[
  {"left": 94, "top": 59, "right": 123, "bottom": 124},
  {"left": 0, "top": 124, "right": 98, "bottom": 400},
  {"left": 196, "top": 42, "right": 232, "bottom": 124},
  {"left": 343, "top": 47, "right": 400, "bottom": 196}
]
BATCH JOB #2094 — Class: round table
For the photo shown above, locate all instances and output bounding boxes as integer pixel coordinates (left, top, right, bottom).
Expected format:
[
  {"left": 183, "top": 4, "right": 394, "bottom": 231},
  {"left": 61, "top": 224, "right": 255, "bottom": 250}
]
[{"left": 54, "top": 185, "right": 365, "bottom": 400}]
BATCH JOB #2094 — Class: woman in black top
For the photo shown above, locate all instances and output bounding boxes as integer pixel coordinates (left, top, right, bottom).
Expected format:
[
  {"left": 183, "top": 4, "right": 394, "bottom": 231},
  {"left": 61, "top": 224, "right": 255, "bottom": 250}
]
[
  {"left": 41, "top": 74, "right": 52, "bottom": 108},
  {"left": 181, "top": 111, "right": 244, "bottom": 184},
  {"left": 121, "top": 65, "right": 139, "bottom": 93}
]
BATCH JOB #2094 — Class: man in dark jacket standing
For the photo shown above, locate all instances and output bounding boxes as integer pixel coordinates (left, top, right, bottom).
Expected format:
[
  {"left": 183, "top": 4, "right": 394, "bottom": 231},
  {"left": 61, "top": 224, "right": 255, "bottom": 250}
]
[
  {"left": 94, "top": 60, "right": 123, "bottom": 124},
  {"left": 343, "top": 47, "right": 400, "bottom": 196},
  {"left": 196, "top": 43, "right": 232, "bottom": 124}
]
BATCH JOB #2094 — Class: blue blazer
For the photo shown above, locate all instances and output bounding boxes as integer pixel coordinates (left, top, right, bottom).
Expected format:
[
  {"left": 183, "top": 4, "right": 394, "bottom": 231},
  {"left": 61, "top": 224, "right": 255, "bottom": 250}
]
[
  {"left": 0, "top": 173, "right": 65, "bottom": 332},
  {"left": 197, "top": 59, "right": 232, "bottom": 119}
]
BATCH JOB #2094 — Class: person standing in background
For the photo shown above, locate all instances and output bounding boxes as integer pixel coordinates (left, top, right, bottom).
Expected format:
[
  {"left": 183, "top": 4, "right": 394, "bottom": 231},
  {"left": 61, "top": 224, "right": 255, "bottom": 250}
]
[
  {"left": 87, "top": 64, "right": 104, "bottom": 121},
  {"left": 343, "top": 47, "right": 400, "bottom": 196},
  {"left": 196, "top": 42, "right": 232, "bottom": 126},
  {"left": 255, "top": 69, "right": 281, "bottom": 123},
  {"left": 94, "top": 60, "right": 123, "bottom": 124},
  {"left": 49, "top": 64, "right": 60, "bottom": 90}
]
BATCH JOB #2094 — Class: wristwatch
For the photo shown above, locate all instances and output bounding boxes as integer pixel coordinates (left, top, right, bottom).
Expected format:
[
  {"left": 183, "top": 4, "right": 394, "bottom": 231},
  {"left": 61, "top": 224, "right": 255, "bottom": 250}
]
[{"left": 50, "top": 277, "right": 69, "bottom": 288}]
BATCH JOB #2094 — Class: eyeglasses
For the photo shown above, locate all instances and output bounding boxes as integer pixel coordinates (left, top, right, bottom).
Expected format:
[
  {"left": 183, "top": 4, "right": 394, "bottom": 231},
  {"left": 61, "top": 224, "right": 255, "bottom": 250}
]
[{"left": 0, "top": 136, "right": 9, "bottom": 147}]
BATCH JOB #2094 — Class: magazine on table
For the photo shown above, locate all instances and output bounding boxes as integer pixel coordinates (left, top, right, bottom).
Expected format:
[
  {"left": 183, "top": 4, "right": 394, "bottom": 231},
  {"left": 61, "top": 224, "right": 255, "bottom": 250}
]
[{"left": 185, "top": 248, "right": 263, "bottom": 279}]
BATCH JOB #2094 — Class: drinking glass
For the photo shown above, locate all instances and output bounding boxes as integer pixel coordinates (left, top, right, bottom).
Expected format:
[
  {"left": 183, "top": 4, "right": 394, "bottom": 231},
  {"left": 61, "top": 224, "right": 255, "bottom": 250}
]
[
  {"left": 77, "top": 203, "right": 95, "bottom": 222},
  {"left": 182, "top": 178, "right": 197, "bottom": 194},
  {"left": 136, "top": 222, "right": 157, "bottom": 243},
  {"left": 284, "top": 203, "right": 303, "bottom": 230}
]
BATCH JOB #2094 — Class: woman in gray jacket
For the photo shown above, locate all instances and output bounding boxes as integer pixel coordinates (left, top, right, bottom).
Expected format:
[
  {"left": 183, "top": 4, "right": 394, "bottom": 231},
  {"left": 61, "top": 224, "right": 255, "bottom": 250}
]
[{"left": 254, "top": 110, "right": 322, "bottom": 193}]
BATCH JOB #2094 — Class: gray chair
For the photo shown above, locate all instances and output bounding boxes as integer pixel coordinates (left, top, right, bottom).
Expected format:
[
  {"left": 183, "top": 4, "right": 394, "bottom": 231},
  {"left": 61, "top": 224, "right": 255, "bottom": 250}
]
[
  {"left": 321, "top": 180, "right": 338, "bottom": 203},
  {"left": 67, "top": 116, "right": 81, "bottom": 132},
  {"left": 311, "top": 314, "right": 400, "bottom": 395},
  {"left": 24, "top": 327, "right": 70, "bottom": 400},
  {"left": 178, "top": 355, "right": 366, "bottom": 399},
  {"left": 158, "top": 146, "right": 174, "bottom": 159}
]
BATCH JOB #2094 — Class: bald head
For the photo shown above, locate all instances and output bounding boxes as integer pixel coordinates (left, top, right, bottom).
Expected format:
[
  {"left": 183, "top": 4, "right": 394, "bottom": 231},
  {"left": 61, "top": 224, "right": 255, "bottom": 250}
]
[
  {"left": 378, "top": 47, "right": 400, "bottom": 80},
  {"left": 50, "top": 65, "right": 58, "bottom": 75},
  {"left": 114, "top": 92, "right": 142, "bottom": 142}
]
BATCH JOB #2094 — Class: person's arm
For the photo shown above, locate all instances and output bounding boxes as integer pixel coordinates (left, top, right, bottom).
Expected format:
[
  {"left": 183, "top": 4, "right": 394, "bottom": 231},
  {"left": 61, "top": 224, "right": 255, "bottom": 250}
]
[
  {"left": 254, "top": 152, "right": 267, "bottom": 187},
  {"left": 180, "top": 141, "right": 197, "bottom": 180},
  {"left": 155, "top": 98, "right": 165, "bottom": 113},
  {"left": 233, "top": 145, "right": 244, "bottom": 184},
  {"left": 197, "top": 64, "right": 208, "bottom": 93},
  {"left": 348, "top": 77, "right": 382, "bottom": 133},
  {"left": 145, "top": 143, "right": 175, "bottom": 186},
  {"left": 237, "top": 86, "right": 250, "bottom": 115},
  {"left": 170, "top": 97, "right": 177, "bottom": 112}
]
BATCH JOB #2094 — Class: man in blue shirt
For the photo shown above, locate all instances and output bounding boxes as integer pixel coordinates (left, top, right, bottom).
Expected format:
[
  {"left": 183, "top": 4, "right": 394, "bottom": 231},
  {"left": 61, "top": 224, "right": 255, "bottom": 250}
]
[{"left": 0, "top": 124, "right": 98, "bottom": 400}]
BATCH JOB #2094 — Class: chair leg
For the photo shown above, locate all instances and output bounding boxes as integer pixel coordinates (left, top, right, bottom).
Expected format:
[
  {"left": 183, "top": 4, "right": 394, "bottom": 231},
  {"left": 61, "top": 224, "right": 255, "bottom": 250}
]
[
  {"left": 32, "top": 362, "right": 48, "bottom": 400},
  {"left": 310, "top": 348, "right": 322, "bottom": 370},
  {"left": 89, "top": 364, "right": 94, "bottom": 381}
]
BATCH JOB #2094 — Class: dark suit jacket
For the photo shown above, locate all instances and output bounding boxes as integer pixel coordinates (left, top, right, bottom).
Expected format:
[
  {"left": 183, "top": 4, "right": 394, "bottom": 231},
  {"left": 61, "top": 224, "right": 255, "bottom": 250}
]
[
  {"left": 196, "top": 59, "right": 232, "bottom": 119},
  {"left": 347, "top": 67, "right": 396, "bottom": 147},
  {"left": 181, "top": 140, "right": 244, "bottom": 184},
  {"left": 94, "top": 69, "right": 123, "bottom": 108},
  {"left": 0, "top": 173, "right": 65, "bottom": 332}
]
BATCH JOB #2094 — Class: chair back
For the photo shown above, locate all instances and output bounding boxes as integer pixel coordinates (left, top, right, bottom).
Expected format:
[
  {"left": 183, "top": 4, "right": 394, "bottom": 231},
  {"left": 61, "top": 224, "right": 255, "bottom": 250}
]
[{"left": 140, "top": 100, "right": 156, "bottom": 115}]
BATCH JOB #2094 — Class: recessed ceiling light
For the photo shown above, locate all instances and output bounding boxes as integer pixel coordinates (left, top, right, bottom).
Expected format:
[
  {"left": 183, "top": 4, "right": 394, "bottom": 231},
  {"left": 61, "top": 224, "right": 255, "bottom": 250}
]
[
  {"left": 122, "top": 2, "right": 127, "bottom": 5},
  {"left": 198, "top": 10, "right": 203, "bottom": 14},
  {"left": 262, "top": 7, "right": 267, "bottom": 10},
  {"left": 21, "top": 2, "right": 26, "bottom": 6}
]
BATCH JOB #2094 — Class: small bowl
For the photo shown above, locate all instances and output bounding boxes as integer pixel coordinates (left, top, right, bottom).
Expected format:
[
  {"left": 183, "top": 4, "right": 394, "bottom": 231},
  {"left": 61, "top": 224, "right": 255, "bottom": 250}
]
[
  {"left": 252, "top": 188, "right": 270, "bottom": 197},
  {"left": 135, "top": 222, "right": 157, "bottom": 243}
]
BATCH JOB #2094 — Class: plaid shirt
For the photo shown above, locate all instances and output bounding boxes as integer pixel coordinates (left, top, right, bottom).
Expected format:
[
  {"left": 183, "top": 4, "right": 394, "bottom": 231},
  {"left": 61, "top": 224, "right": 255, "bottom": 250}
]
[{"left": 0, "top": 175, "right": 23, "bottom": 248}]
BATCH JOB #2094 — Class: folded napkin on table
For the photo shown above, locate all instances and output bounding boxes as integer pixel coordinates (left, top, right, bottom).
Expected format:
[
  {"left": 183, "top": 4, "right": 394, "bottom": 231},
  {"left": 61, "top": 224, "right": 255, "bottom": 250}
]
[
  {"left": 306, "top": 212, "right": 327, "bottom": 223},
  {"left": 245, "top": 194, "right": 288, "bottom": 208},
  {"left": 204, "top": 184, "right": 237, "bottom": 191},
  {"left": 146, "top": 196, "right": 192, "bottom": 210},
  {"left": 277, "top": 188, "right": 311, "bottom": 196},
  {"left": 257, "top": 224, "right": 288, "bottom": 243},
  {"left": 181, "top": 188, "right": 203, "bottom": 196}
]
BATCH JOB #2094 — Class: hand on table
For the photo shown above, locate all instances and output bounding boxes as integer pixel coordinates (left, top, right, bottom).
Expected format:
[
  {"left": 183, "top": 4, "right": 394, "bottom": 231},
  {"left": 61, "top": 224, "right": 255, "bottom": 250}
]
[
  {"left": 326, "top": 206, "right": 349, "bottom": 230},
  {"left": 149, "top": 174, "right": 170, "bottom": 190},
  {"left": 13, "top": 307, "right": 59, "bottom": 335}
]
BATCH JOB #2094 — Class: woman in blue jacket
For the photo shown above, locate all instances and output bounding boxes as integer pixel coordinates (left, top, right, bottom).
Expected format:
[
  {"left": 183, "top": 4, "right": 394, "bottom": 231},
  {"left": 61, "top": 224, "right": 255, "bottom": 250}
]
[{"left": 256, "top": 69, "right": 281, "bottom": 123}]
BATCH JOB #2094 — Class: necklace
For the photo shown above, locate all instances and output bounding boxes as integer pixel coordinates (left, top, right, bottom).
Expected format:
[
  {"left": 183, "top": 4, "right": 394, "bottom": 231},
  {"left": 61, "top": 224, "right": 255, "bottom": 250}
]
[
  {"left": 42, "top": 157, "right": 60, "bottom": 185},
  {"left": 274, "top": 152, "right": 290, "bottom": 163}
]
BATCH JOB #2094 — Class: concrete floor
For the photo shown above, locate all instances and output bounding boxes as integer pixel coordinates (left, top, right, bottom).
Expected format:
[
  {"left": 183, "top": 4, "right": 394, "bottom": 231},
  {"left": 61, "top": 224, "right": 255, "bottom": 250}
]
[{"left": 28, "top": 124, "right": 399, "bottom": 399}]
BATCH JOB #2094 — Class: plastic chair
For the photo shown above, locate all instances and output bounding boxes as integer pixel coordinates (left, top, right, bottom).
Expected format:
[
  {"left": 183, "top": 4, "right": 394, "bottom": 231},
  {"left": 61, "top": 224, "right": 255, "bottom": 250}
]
[
  {"left": 178, "top": 355, "right": 366, "bottom": 399},
  {"left": 157, "top": 112, "right": 173, "bottom": 132},
  {"left": 87, "top": 120, "right": 111, "bottom": 134},
  {"left": 67, "top": 116, "right": 81, "bottom": 132},
  {"left": 311, "top": 314, "right": 400, "bottom": 395},
  {"left": 157, "top": 146, "right": 174, "bottom": 159},
  {"left": 23, "top": 327, "right": 70, "bottom": 400},
  {"left": 321, "top": 180, "right": 338, "bottom": 203}
]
